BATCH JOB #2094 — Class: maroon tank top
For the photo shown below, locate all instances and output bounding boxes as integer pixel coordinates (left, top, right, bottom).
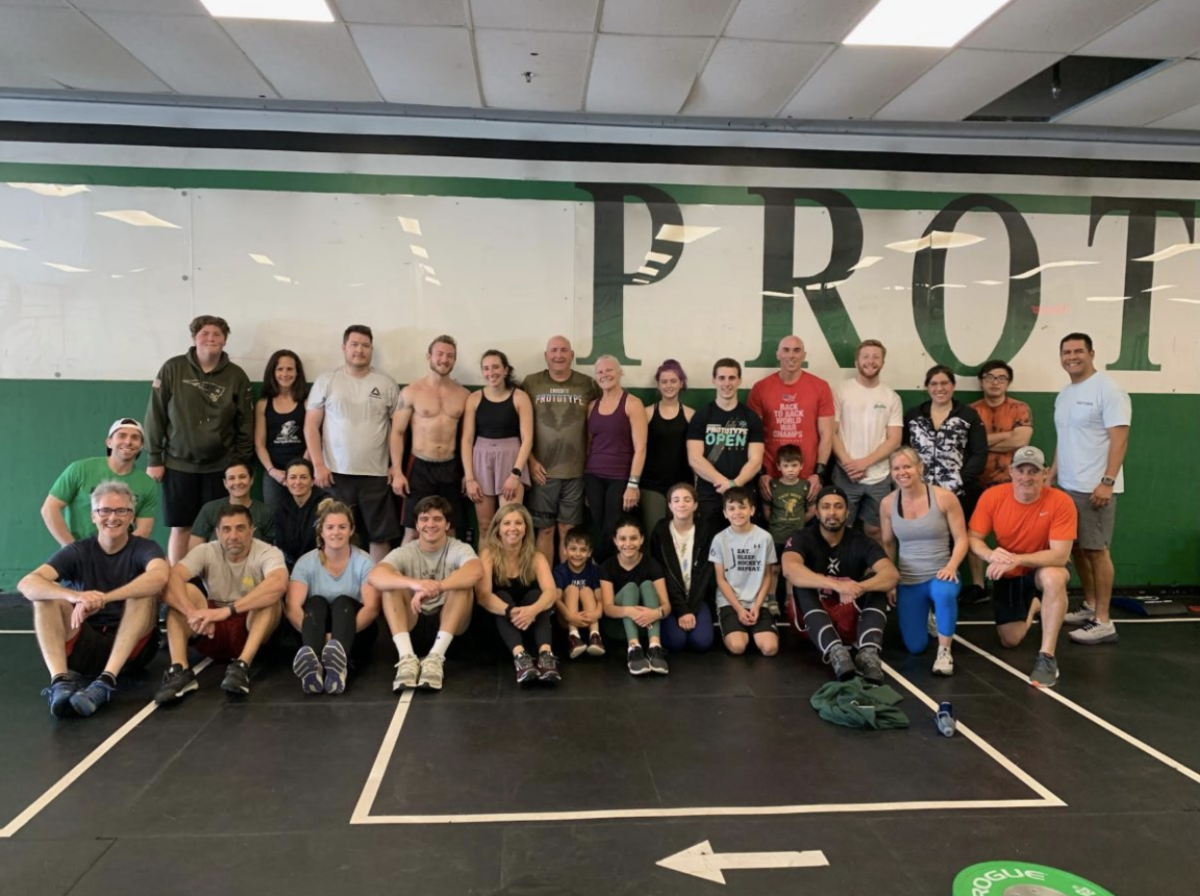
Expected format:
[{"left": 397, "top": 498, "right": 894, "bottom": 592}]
[{"left": 585, "top": 392, "right": 634, "bottom": 480}]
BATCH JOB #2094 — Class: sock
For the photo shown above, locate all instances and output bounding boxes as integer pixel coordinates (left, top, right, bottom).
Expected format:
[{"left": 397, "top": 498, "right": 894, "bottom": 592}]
[
  {"left": 429, "top": 631, "right": 453, "bottom": 658},
  {"left": 51, "top": 672, "right": 72, "bottom": 685},
  {"left": 99, "top": 671, "right": 117, "bottom": 687},
  {"left": 569, "top": 626, "right": 580, "bottom": 636},
  {"left": 589, "top": 623, "right": 600, "bottom": 634},
  {"left": 393, "top": 632, "right": 414, "bottom": 658}
]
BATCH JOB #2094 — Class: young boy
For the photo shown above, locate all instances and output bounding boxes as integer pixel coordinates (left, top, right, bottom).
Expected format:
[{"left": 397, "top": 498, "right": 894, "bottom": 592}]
[
  {"left": 767, "top": 444, "right": 812, "bottom": 616},
  {"left": 709, "top": 488, "right": 779, "bottom": 657},
  {"left": 553, "top": 526, "right": 605, "bottom": 658}
]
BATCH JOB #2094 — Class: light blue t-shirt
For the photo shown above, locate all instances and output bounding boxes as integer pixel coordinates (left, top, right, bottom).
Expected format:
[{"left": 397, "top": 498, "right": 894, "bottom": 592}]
[
  {"left": 290, "top": 546, "right": 375, "bottom": 604},
  {"left": 1054, "top": 372, "right": 1132, "bottom": 493}
]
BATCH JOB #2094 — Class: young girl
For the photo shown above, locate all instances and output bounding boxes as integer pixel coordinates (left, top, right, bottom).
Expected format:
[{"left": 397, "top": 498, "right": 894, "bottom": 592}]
[
  {"left": 476, "top": 503, "right": 562, "bottom": 685},
  {"left": 649, "top": 483, "right": 715, "bottom": 653},
  {"left": 600, "top": 515, "right": 671, "bottom": 675},
  {"left": 286, "top": 499, "right": 380, "bottom": 695}
]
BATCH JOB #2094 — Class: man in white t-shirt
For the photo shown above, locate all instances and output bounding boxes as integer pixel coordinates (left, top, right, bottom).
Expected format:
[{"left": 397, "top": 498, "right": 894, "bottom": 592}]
[
  {"left": 368, "top": 496, "right": 483, "bottom": 692},
  {"left": 831, "top": 340, "right": 903, "bottom": 543},
  {"left": 304, "top": 324, "right": 401, "bottom": 561},
  {"left": 1049, "top": 333, "right": 1131, "bottom": 647},
  {"left": 156, "top": 503, "right": 288, "bottom": 703}
]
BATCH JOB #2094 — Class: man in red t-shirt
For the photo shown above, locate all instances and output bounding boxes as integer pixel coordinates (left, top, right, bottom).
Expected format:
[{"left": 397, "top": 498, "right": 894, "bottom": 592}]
[
  {"left": 968, "top": 446, "right": 1076, "bottom": 689},
  {"left": 748, "top": 335, "right": 834, "bottom": 500}
]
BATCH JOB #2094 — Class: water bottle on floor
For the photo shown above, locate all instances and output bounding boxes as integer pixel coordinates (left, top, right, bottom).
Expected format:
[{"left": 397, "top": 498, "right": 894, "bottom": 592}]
[{"left": 935, "top": 701, "right": 956, "bottom": 738}]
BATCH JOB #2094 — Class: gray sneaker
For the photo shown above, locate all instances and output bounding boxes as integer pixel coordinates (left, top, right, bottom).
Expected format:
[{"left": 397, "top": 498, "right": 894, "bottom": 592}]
[
  {"left": 827, "top": 643, "right": 857, "bottom": 681},
  {"left": 627, "top": 644, "right": 651, "bottom": 676},
  {"left": 393, "top": 654, "right": 421, "bottom": 692},
  {"left": 417, "top": 654, "right": 445, "bottom": 690},
  {"left": 1063, "top": 603, "right": 1096, "bottom": 626},
  {"left": 647, "top": 645, "right": 669, "bottom": 675},
  {"left": 855, "top": 646, "right": 885, "bottom": 685},
  {"left": 1029, "top": 652, "right": 1060, "bottom": 688},
  {"left": 1069, "top": 619, "right": 1118, "bottom": 645}
]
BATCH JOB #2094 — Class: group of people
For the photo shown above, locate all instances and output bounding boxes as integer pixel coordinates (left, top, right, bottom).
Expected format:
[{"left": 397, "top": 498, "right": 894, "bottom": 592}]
[{"left": 22, "top": 315, "right": 1131, "bottom": 719}]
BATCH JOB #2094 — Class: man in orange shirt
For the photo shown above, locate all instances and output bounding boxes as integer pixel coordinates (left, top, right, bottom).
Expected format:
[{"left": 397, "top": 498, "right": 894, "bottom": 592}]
[
  {"left": 966, "top": 360, "right": 1033, "bottom": 604},
  {"left": 968, "top": 446, "right": 1076, "bottom": 688}
]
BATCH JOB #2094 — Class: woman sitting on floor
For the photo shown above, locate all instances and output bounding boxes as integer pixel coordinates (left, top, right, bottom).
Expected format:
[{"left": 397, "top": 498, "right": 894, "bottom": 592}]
[{"left": 274, "top": 458, "right": 329, "bottom": 569}]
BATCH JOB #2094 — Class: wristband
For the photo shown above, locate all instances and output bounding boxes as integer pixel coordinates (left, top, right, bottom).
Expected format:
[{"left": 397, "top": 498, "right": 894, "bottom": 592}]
[
  {"left": 815, "top": 462, "right": 828, "bottom": 480},
  {"left": 227, "top": 603, "right": 239, "bottom": 618},
  {"left": 627, "top": 481, "right": 640, "bottom": 490},
  {"left": 727, "top": 479, "right": 737, "bottom": 489},
  {"left": 506, "top": 605, "right": 516, "bottom": 620},
  {"left": 510, "top": 467, "right": 521, "bottom": 478}
]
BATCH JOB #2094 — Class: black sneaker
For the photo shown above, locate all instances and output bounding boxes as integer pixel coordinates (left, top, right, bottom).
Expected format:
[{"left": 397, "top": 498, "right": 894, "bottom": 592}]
[
  {"left": 856, "top": 646, "right": 885, "bottom": 685},
  {"left": 514, "top": 651, "right": 538, "bottom": 684},
  {"left": 827, "top": 644, "right": 857, "bottom": 681},
  {"left": 154, "top": 663, "right": 198, "bottom": 705},
  {"left": 221, "top": 659, "right": 251, "bottom": 696},
  {"left": 647, "top": 645, "right": 669, "bottom": 675},
  {"left": 627, "top": 644, "right": 650, "bottom": 676},
  {"left": 41, "top": 672, "right": 83, "bottom": 719},
  {"left": 536, "top": 651, "right": 562, "bottom": 684}
]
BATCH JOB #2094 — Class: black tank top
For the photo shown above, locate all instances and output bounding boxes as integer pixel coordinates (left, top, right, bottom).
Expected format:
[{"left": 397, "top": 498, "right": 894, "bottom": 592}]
[
  {"left": 475, "top": 390, "right": 521, "bottom": 440},
  {"left": 642, "top": 403, "right": 691, "bottom": 492},
  {"left": 493, "top": 570, "right": 539, "bottom": 601},
  {"left": 265, "top": 398, "right": 306, "bottom": 468}
]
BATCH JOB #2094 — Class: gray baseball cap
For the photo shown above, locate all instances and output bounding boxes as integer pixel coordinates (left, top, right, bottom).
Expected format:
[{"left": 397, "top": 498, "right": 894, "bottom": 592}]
[{"left": 1011, "top": 445, "right": 1046, "bottom": 470}]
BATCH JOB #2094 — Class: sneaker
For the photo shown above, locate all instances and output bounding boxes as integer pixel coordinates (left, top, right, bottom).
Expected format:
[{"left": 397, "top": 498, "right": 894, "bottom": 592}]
[
  {"left": 393, "top": 654, "right": 421, "bottom": 692},
  {"left": 1069, "top": 618, "right": 1119, "bottom": 645},
  {"left": 293, "top": 646, "right": 325, "bottom": 695},
  {"left": 855, "top": 646, "right": 885, "bottom": 685},
  {"left": 41, "top": 672, "right": 83, "bottom": 719},
  {"left": 927, "top": 611, "right": 938, "bottom": 637},
  {"left": 221, "top": 659, "right": 251, "bottom": 696},
  {"left": 70, "top": 677, "right": 116, "bottom": 717},
  {"left": 827, "top": 643, "right": 857, "bottom": 681},
  {"left": 514, "top": 651, "right": 538, "bottom": 684},
  {"left": 586, "top": 632, "right": 606, "bottom": 657},
  {"left": 568, "top": 632, "right": 586, "bottom": 659},
  {"left": 960, "top": 584, "right": 988, "bottom": 605},
  {"left": 321, "top": 640, "right": 348, "bottom": 695},
  {"left": 418, "top": 653, "right": 445, "bottom": 691},
  {"left": 154, "top": 663, "right": 198, "bottom": 705},
  {"left": 1064, "top": 602, "right": 1096, "bottom": 626},
  {"left": 932, "top": 646, "right": 954, "bottom": 677},
  {"left": 1029, "top": 652, "right": 1059, "bottom": 688},
  {"left": 536, "top": 651, "right": 562, "bottom": 684},
  {"left": 766, "top": 597, "right": 781, "bottom": 618},
  {"left": 627, "top": 644, "right": 650, "bottom": 676},
  {"left": 647, "top": 645, "right": 669, "bottom": 675}
]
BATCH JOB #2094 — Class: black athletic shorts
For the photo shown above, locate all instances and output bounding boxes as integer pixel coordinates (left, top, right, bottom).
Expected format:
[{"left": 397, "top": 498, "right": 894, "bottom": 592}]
[
  {"left": 993, "top": 572, "right": 1040, "bottom": 626},
  {"left": 329, "top": 473, "right": 400, "bottom": 545},
  {"left": 717, "top": 604, "right": 778, "bottom": 638},
  {"left": 401, "top": 457, "right": 466, "bottom": 532},
  {"left": 162, "top": 468, "right": 226, "bottom": 528},
  {"left": 67, "top": 619, "right": 158, "bottom": 678}
]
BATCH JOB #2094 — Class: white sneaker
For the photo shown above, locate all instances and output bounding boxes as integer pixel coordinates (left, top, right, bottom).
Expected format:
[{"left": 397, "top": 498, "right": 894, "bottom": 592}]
[
  {"left": 392, "top": 654, "right": 420, "bottom": 692},
  {"left": 1069, "top": 619, "right": 1119, "bottom": 645},
  {"left": 927, "top": 611, "right": 938, "bottom": 637},
  {"left": 932, "top": 646, "right": 954, "bottom": 676},
  {"left": 418, "top": 653, "right": 445, "bottom": 690},
  {"left": 1063, "top": 603, "right": 1096, "bottom": 626}
]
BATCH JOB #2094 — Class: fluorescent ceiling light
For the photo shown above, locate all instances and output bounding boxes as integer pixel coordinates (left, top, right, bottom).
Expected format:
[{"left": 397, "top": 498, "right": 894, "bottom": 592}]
[
  {"left": 410, "top": 245, "right": 429, "bottom": 259},
  {"left": 886, "top": 231, "right": 984, "bottom": 253},
  {"left": 1086, "top": 296, "right": 1129, "bottom": 302},
  {"left": 96, "top": 210, "right": 180, "bottom": 229},
  {"left": 425, "top": 277, "right": 442, "bottom": 286},
  {"left": 1133, "top": 243, "right": 1200, "bottom": 262},
  {"left": 636, "top": 266, "right": 659, "bottom": 276},
  {"left": 200, "top": 0, "right": 334, "bottom": 22},
  {"left": 844, "top": 0, "right": 1013, "bottom": 48},
  {"left": 44, "top": 262, "right": 90, "bottom": 273},
  {"left": 1168, "top": 297, "right": 1200, "bottom": 304},
  {"left": 1011, "top": 260, "right": 1098, "bottom": 280},
  {"left": 8, "top": 182, "right": 90, "bottom": 197},
  {"left": 1142, "top": 284, "right": 1176, "bottom": 293},
  {"left": 656, "top": 224, "right": 720, "bottom": 244},
  {"left": 398, "top": 217, "right": 422, "bottom": 235},
  {"left": 0, "top": 238, "right": 27, "bottom": 251},
  {"left": 849, "top": 255, "right": 883, "bottom": 271},
  {"left": 249, "top": 254, "right": 275, "bottom": 266},
  {"left": 273, "top": 275, "right": 293, "bottom": 283},
  {"left": 974, "top": 280, "right": 1003, "bottom": 286},
  {"left": 645, "top": 252, "right": 673, "bottom": 264}
]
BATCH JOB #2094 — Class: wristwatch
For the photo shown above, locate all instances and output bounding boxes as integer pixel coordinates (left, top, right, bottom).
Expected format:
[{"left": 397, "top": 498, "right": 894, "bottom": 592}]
[
  {"left": 1100, "top": 476, "right": 1116, "bottom": 486},
  {"left": 510, "top": 467, "right": 521, "bottom": 478},
  {"left": 227, "top": 603, "right": 239, "bottom": 619}
]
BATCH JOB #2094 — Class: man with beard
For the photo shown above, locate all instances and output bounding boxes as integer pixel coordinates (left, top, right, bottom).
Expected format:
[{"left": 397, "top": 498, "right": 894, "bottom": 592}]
[{"left": 390, "top": 336, "right": 470, "bottom": 543}]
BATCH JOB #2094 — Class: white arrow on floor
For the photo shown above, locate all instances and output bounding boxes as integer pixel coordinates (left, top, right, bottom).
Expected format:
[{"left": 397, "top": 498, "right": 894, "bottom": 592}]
[{"left": 656, "top": 840, "right": 830, "bottom": 884}]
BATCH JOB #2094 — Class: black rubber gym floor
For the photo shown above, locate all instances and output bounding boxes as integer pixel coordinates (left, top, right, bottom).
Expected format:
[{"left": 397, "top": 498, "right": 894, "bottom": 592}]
[{"left": 1, "top": 601, "right": 1197, "bottom": 896}]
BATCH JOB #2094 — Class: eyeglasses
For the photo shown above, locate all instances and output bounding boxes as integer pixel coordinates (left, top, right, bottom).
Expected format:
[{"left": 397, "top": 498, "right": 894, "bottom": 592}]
[
  {"left": 95, "top": 508, "right": 134, "bottom": 518},
  {"left": 981, "top": 374, "right": 1010, "bottom": 384}
]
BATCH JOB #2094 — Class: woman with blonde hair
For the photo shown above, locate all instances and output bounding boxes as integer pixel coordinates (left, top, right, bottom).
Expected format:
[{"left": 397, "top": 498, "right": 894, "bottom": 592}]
[
  {"left": 476, "top": 503, "right": 562, "bottom": 685},
  {"left": 285, "top": 498, "right": 380, "bottom": 694}
]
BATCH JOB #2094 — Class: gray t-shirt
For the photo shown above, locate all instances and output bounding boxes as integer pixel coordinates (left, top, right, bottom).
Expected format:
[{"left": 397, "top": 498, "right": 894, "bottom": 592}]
[
  {"left": 179, "top": 538, "right": 286, "bottom": 607},
  {"left": 307, "top": 367, "right": 399, "bottom": 476},
  {"left": 708, "top": 525, "right": 776, "bottom": 608},
  {"left": 380, "top": 537, "right": 478, "bottom": 613},
  {"left": 290, "top": 546, "right": 374, "bottom": 605},
  {"left": 521, "top": 369, "right": 600, "bottom": 480}
]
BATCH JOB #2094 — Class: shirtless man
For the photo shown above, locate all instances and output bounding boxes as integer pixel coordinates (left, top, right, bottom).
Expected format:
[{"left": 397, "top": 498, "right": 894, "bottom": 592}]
[{"left": 391, "top": 335, "right": 470, "bottom": 543}]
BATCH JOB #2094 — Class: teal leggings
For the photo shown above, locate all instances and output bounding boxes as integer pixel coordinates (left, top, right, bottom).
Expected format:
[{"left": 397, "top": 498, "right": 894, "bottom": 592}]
[{"left": 614, "top": 581, "right": 662, "bottom": 643}]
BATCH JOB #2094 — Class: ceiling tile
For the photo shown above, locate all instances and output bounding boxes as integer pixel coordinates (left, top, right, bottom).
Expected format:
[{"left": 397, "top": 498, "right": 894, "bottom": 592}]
[
  {"left": 220, "top": 20, "right": 381, "bottom": 102},
  {"left": 1057, "top": 58, "right": 1200, "bottom": 126},
  {"left": 0, "top": 7, "right": 168, "bottom": 92},
  {"left": 1147, "top": 100, "right": 1200, "bottom": 129},
  {"left": 72, "top": 0, "right": 205, "bottom": 12},
  {"left": 601, "top": 0, "right": 733, "bottom": 38},
  {"left": 351, "top": 24, "right": 479, "bottom": 106},
  {"left": 337, "top": 0, "right": 467, "bottom": 27},
  {"left": 1078, "top": 0, "right": 1200, "bottom": 59},
  {"left": 90, "top": 12, "right": 277, "bottom": 97},
  {"left": 470, "top": 0, "right": 599, "bottom": 33},
  {"left": 682, "top": 39, "right": 828, "bottom": 117},
  {"left": 476, "top": 29, "right": 589, "bottom": 112},
  {"left": 876, "top": 49, "right": 1064, "bottom": 122},
  {"left": 0, "top": 53, "right": 62, "bottom": 88},
  {"left": 964, "top": 0, "right": 1156, "bottom": 52},
  {"left": 780, "top": 45, "right": 944, "bottom": 119},
  {"left": 585, "top": 34, "right": 709, "bottom": 114},
  {"left": 724, "top": 0, "right": 875, "bottom": 44}
]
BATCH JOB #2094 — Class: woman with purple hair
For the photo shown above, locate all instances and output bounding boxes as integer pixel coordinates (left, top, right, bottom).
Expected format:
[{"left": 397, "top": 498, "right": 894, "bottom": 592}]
[{"left": 640, "top": 359, "right": 695, "bottom": 533}]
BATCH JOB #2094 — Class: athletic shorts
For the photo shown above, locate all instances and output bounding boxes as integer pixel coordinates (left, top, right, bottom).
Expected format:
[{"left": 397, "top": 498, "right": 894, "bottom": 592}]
[
  {"left": 993, "top": 572, "right": 1040, "bottom": 626},
  {"left": 66, "top": 619, "right": 157, "bottom": 678},
  {"left": 832, "top": 466, "right": 892, "bottom": 527},
  {"left": 529, "top": 477, "right": 586, "bottom": 529},
  {"left": 717, "top": 604, "right": 777, "bottom": 638},
  {"left": 162, "top": 468, "right": 226, "bottom": 528},
  {"left": 401, "top": 456, "right": 467, "bottom": 532},
  {"left": 191, "top": 599, "right": 250, "bottom": 662},
  {"left": 329, "top": 473, "right": 400, "bottom": 545},
  {"left": 1066, "top": 489, "right": 1117, "bottom": 551}
]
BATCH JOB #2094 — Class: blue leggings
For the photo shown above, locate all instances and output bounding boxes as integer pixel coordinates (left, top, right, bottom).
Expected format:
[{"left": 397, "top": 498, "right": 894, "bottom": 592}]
[
  {"left": 660, "top": 603, "right": 714, "bottom": 653},
  {"left": 896, "top": 578, "right": 960, "bottom": 654}
]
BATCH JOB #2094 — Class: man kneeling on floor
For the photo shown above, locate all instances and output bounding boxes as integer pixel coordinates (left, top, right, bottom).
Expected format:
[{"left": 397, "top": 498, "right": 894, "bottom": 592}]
[
  {"left": 368, "top": 496, "right": 483, "bottom": 692},
  {"left": 968, "top": 445, "right": 1075, "bottom": 689},
  {"left": 781, "top": 486, "right": 899, "bottom": 683},
  {"left": 156, "top": 503, "right": 287, "bottom": 702},
  {"left": 20, "top": 481, "right": 167, "bottom": 718}
]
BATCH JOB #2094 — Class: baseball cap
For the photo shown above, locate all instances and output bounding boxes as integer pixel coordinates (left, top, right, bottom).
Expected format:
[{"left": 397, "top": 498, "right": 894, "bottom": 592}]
[
  {"left": 814, "top": 484, "right": 850, "bottom": 505},
  {"left": 1011, "top": 446, "right": 1046, "bottom": 470},
  {"left": 108, "top": 418, "right": 145, "bottom": 439}
]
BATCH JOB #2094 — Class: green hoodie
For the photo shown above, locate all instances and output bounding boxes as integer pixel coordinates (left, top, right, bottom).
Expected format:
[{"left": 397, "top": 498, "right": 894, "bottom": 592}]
[{"left": 144, "top": 348, "right": 254, "bottom": 473}]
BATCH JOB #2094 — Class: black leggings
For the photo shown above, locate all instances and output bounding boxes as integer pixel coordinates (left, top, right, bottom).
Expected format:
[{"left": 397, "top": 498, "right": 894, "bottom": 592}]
[
  {"left": 302, "top": 595, "right": 372, "bottom": 656},
  {"left": 494, "top": 588, "right": 552, "bottom": 653},
  {"left": 793, "top": 587, "right": 887, "bottom": 657},
  {"left": 584, "top": 474, "right": 628, "bottom": 562}
]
